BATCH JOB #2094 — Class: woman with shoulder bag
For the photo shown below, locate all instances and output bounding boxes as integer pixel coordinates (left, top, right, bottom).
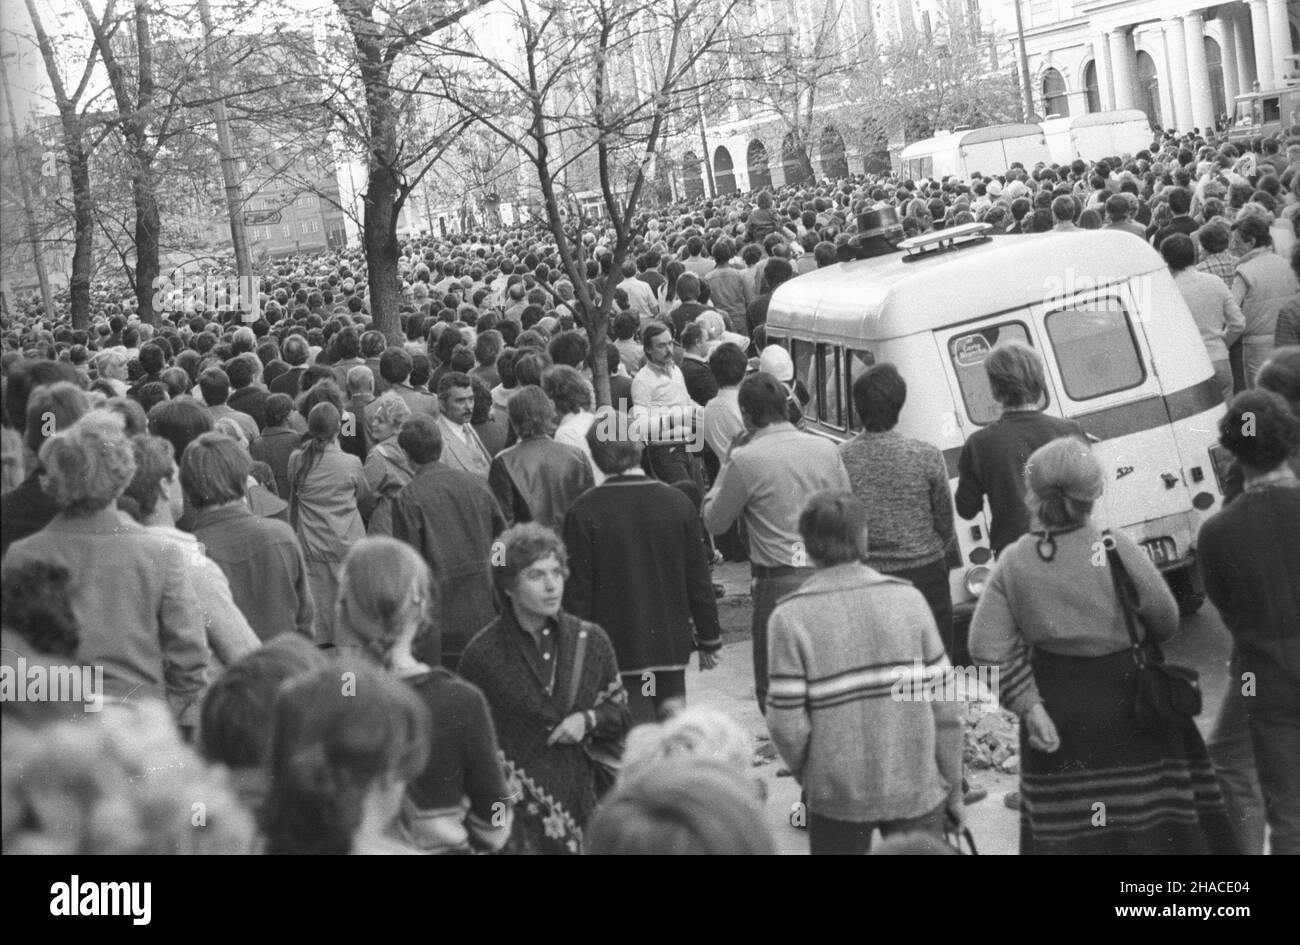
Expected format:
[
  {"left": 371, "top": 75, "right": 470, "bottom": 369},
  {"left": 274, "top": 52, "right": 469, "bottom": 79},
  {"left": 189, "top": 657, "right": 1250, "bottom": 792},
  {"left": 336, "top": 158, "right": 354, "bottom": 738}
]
[
  {"left": 970, "top": 437, "right": 1237, "bottom": 854},
  {"left": 458, "top": 523, "right": 632, "bottom": 854}
]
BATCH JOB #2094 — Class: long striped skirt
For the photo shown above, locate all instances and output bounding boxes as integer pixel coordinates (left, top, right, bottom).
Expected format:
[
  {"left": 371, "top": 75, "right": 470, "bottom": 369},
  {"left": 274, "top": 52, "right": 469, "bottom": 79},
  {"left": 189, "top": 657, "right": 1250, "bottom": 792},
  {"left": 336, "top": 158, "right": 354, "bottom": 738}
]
[{"left": 1021, "top": 648, "right": 1238, "bottom": 855}]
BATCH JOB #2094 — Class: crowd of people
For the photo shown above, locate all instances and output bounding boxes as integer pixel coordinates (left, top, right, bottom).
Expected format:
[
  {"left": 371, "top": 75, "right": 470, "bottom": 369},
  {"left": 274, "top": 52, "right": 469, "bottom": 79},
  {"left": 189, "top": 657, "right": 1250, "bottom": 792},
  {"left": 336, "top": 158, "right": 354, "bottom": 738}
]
[{"left": 2, "top": 120, "right": 1298, "bottom": 855}]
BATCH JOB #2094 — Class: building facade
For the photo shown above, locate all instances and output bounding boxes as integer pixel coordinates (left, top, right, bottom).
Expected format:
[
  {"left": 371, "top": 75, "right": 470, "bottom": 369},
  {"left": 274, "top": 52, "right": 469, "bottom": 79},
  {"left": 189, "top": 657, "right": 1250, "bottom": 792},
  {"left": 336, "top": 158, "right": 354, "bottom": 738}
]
[
  {"left": 1002, "top": 0, "right": 1299, "bottom": 133},
  {"left": 688, "top": 0, "right": 1299, "bottom": 196}
]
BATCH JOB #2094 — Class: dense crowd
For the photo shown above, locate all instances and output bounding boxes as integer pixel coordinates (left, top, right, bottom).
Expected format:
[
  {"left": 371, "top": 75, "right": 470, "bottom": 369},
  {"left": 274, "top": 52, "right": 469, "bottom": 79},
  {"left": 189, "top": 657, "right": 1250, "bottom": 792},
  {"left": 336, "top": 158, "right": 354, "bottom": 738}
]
[{"left": 1, "top": 121, "right": 1298, "bottom": 855}]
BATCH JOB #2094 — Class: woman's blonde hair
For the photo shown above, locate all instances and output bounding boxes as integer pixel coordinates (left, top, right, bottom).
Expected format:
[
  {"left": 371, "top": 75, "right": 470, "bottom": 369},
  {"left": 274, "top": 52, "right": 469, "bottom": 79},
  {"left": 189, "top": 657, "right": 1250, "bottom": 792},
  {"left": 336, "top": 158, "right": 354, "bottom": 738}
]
[
  {"left": 620, "top": 706, "right": 753, "bottom": 787},
  {"left": 337, "top": 537, "right": 433, "bottom": 661},
  {"left": 212, "top": 415, "right": 249, "bottom": 448},
  {"left": 38, "top": 411, "right": 135, "bottom": 515},
  {"left": 1024, "top": 436, "right": 1103, "bottom": 529},
  {"left": 2, "top": 700, "right": 254, "bottom": 854}
]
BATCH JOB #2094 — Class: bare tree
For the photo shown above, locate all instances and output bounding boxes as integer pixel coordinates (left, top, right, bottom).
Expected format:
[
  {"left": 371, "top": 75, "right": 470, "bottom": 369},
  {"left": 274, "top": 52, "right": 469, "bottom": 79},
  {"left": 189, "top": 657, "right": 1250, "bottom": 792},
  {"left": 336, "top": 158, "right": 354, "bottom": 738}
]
[
  {"left": 858, "top": 24, "right": 1020, "bottom": 146},
  {"left": 18, "top": 0, "right": 107, "bottom": 328},
  {"left": 320, "top": 0, "right": 493, "bottom": 342},
  {"left": 421, "top": 0, "right": 748, "bottom": 405},
  {"left": 728, "top": 0, "right": 876, "bottom": 186}
]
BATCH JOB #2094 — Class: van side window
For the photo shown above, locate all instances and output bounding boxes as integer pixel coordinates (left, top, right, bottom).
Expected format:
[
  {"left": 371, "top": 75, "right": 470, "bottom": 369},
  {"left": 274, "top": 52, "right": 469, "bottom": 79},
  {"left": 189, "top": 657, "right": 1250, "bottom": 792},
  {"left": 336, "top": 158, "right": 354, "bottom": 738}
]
[
  {"left": 791, "top": 339, "right": 819, "bottom": 421},
  {"left": 846, "top": 349, "right": 876, "bottom": 431},
  {"left": 948, "top": 322, "right": 1033, "bottom": 425},
  {"left": 1045, "top": 297, "right": 1145, "bottom": 401},
  {"left": 818, "top": 344, "right": 843, "bottom": 429},
  {"left": 1263, "top": 97, "right": 1281, "bottom": 122}
]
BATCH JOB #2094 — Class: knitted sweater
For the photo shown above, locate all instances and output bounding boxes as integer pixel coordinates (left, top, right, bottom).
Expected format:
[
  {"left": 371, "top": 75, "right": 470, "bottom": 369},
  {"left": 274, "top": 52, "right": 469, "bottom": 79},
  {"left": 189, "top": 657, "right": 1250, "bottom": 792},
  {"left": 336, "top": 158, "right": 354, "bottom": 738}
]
[
  {"left": 839, "top": 430, "right": 955, "bottom": 572},
  {"left": 969, "top": 525, "right": 1179, "bottom": 718},
  {"left": 397, "top": 666, "right": 513, "bottom": 854},
  {"left": 955, "top": 410, "right": 1086, "bottom": 553},
  {"left": 458, "top": 608, "right": 630, "bottom": 854},
  {"left": 766, "top": 562, "right": 963, "bottom": 823}
]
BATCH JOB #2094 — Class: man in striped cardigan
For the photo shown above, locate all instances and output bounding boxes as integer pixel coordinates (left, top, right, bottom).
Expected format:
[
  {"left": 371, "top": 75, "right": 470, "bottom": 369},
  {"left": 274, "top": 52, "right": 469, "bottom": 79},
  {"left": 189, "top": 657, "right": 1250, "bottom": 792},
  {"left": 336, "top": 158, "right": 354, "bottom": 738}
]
[{"left": 766, "top": 491, "right": 965, "bottom": 855}]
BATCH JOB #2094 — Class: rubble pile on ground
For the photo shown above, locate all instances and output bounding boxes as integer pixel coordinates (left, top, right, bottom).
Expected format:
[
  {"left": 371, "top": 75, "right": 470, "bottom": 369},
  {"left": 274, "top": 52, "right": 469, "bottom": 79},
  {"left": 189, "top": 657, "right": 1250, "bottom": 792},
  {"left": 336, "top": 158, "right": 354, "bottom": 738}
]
[{"left": 964, "top": 703, "right": 1020, "bottom": 774}]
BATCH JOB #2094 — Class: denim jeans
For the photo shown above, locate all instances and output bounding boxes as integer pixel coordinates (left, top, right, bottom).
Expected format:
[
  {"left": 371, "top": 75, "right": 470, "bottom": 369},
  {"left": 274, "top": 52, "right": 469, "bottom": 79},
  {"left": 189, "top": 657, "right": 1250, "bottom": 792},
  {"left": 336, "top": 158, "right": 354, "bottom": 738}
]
[{"left": 751, "top": 567, "right": 814, "bottom": 713}]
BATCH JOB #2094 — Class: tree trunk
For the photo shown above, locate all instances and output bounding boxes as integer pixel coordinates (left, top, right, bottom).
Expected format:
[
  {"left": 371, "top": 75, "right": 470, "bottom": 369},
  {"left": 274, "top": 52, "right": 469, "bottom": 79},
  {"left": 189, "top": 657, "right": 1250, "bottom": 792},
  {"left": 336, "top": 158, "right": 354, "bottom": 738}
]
[
  {"left": 363, "top": 157, "right": 403, "bottom": 343},
  {"left": 131, "top": 144, "right": 160, "bottom": 325},
  {"left": 67, "top": 143, "right": 93, "bottom": 329}
]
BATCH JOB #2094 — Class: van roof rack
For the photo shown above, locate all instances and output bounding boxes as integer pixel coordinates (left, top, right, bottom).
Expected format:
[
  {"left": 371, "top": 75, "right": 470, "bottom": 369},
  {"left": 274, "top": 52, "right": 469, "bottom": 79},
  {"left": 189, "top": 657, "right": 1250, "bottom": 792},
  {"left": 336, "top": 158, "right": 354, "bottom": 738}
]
[{"left": 897, "top": 222, "right": 994, "bottom": 262}]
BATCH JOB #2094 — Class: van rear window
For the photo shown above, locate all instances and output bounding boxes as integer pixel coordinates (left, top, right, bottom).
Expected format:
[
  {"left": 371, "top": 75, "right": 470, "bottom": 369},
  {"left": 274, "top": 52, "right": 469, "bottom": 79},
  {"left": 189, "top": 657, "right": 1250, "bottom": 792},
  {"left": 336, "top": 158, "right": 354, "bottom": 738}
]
[
  {"left": 1045, "top": 298, "right": 1145, "bottom": 400},
  {"left": 948, "top": 322, "right": 1032, "bottom": 425}
]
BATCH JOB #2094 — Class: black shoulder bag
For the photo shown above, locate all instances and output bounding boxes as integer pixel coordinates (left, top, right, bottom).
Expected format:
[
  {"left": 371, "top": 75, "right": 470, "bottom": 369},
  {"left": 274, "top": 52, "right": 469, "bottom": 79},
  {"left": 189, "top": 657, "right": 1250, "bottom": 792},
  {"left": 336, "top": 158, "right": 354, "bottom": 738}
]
[
  {"left": 566, "top": 627, "right": 624, "bottom": 797},
  {"left": 1103, "top": 532, "right": 1201, "bottom": 732}
]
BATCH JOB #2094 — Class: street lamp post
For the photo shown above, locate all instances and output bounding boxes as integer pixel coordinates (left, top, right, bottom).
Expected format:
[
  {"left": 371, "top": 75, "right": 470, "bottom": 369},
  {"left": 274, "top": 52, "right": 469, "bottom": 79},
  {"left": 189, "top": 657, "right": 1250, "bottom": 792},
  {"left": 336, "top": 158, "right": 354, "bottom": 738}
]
[
  {"left": 1012, "top": 0, "right": 1035, "bottom": 122},
  {"left": 197, "top": 0, "right": 255, "bottom": 321}
]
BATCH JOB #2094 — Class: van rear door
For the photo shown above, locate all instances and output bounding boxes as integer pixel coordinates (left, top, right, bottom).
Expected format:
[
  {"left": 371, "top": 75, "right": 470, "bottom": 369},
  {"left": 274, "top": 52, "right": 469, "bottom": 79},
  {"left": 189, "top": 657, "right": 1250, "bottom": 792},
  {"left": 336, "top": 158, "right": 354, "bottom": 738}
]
[
  {"left": 1032, "top": 284, "right": 1192, "bottom": 548},
  {"left": 931, "top": 316, "right": 1051, "bottom": 556}
]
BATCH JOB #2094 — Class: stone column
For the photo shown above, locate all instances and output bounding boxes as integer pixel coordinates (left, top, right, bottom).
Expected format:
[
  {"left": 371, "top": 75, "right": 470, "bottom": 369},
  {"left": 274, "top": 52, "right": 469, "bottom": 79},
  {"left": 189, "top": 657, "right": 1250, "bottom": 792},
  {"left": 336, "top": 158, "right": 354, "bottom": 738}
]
[
  {"left": 1164, "top": 19, "right": 1195, "bottom": 132},
  {"left": 1248, "top": 0, "right": 1274, "bottom": 90},
  {"left": 1183, "top": 12, "right": 1216, "bottom": 132},
  {"left": 1220, "top": 13, "right": 1241, "bottom": 106},
  {"left": 1232, "top": 6, "right": 1258, "bottom": 91},
  {"left": 1266, "top": 0, "right": 1294, "bottom": 86},
  {"left": 1095, "top": 32, "right": 1115, "bottom": 110},
  {"left": 1109, "top": 27, "right": 1136, "bottom": 109}
]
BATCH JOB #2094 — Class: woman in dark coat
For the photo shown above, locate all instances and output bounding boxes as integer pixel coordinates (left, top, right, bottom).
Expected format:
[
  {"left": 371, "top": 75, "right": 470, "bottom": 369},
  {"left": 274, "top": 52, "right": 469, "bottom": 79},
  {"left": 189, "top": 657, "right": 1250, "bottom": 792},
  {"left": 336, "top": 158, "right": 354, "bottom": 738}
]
[{"left": 458, "top": 524, "right": 631, "bottom": 854}]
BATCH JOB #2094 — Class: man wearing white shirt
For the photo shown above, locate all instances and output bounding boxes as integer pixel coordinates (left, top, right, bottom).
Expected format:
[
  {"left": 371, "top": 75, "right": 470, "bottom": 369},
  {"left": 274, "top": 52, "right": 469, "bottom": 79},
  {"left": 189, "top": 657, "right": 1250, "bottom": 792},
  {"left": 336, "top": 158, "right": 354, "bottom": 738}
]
[
  {"left": 543, "top": 365, "right": 605, "bottom": 486},
  {"left": 632, "top": 322, "right": 702, "bottom": 487},
  {"left": 699, "top": 343, "right": 747, "bottom": 467},
  {"left": 617, "top": 258, "right": 659, "bottom": 322},
  {"left": 435, "top": 372, "right": 492, "bottom": 477}
]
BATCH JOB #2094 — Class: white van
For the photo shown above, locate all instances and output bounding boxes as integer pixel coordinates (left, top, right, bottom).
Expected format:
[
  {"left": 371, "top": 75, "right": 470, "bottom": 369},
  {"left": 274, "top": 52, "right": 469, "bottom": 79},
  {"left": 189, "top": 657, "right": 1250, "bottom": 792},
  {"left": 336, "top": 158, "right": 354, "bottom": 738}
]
[
  {"left": 764, "top": 227, "right": 1228, "bottom": 638},
  {"left": 1041, "top": 109, "right": 1154, "bottom": 164},
  {"left": 899, "top": 124, "right": 1051, "bottom": 181}
]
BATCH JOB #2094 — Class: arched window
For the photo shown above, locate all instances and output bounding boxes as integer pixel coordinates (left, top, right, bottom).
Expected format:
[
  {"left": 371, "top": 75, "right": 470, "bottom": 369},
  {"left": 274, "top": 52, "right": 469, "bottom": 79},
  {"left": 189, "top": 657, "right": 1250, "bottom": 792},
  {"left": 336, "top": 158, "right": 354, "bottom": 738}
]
[
  {"left": 1136, "top": 51, "right": 1161, "bottom": 127},
  {"left": 1043, "top": 67, "right": 1069, "bottom": 118},
  {"left": 1083, "top": 61, "right": 1101, "bottom": 113},
  {"left": 713, "top": 146, "right": 737, "bottom": 196},
  {"left": 781, "top": 132, "right": 810, "bottom": 185}
]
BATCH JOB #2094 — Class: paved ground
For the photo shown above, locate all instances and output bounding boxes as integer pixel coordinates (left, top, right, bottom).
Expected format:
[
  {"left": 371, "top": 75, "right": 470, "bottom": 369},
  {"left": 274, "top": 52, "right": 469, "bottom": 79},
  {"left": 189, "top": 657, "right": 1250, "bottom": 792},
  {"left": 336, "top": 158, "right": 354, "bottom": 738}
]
[{"left": 688, "top": 561, "right": 1235, "bottom": 855}]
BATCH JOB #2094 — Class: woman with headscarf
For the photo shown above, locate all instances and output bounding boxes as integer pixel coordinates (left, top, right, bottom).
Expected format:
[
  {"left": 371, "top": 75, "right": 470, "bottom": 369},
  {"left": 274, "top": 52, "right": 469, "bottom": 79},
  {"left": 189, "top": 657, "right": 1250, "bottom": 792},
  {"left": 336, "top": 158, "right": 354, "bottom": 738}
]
[
  {"left": 970, "top": 437, "right": 1237, "bottom": 854},
  {"left": 287, "top": 402, "right": 372, "bottom": 646}
]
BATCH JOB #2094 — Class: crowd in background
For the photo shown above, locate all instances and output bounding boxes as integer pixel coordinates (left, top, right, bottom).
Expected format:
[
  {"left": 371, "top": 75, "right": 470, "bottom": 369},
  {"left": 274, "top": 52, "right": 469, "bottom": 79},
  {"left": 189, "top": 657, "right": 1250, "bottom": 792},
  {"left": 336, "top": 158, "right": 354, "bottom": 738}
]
[{"left": 1, "top": 120, "right": 1297, "bottom": 855}]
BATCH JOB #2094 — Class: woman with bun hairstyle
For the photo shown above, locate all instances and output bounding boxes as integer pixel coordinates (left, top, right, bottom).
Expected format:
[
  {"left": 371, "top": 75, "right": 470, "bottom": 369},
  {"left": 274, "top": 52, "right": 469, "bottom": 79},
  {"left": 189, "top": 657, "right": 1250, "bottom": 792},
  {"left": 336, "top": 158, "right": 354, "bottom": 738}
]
[
  {"left": 260, "top": 661, "right": 430, "bottom": 855},
  {"left": 970, "top": 437, "right": 1236, "bottom": 855}
]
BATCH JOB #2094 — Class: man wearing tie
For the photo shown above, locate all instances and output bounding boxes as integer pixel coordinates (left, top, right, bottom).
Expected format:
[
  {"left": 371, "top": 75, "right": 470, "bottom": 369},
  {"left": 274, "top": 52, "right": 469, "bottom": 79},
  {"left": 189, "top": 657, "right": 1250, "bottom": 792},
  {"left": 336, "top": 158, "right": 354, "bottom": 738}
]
[{"left": 436, "top": 373, "right": 492, "bottom": 478}]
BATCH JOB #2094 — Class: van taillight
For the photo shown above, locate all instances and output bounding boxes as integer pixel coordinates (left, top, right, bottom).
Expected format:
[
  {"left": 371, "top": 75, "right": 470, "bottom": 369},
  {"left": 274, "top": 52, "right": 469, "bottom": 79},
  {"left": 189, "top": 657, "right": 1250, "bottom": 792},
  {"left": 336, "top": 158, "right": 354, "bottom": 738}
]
[{"left": 1208, "top": 444, "right": 1234, "bottom": 493}]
